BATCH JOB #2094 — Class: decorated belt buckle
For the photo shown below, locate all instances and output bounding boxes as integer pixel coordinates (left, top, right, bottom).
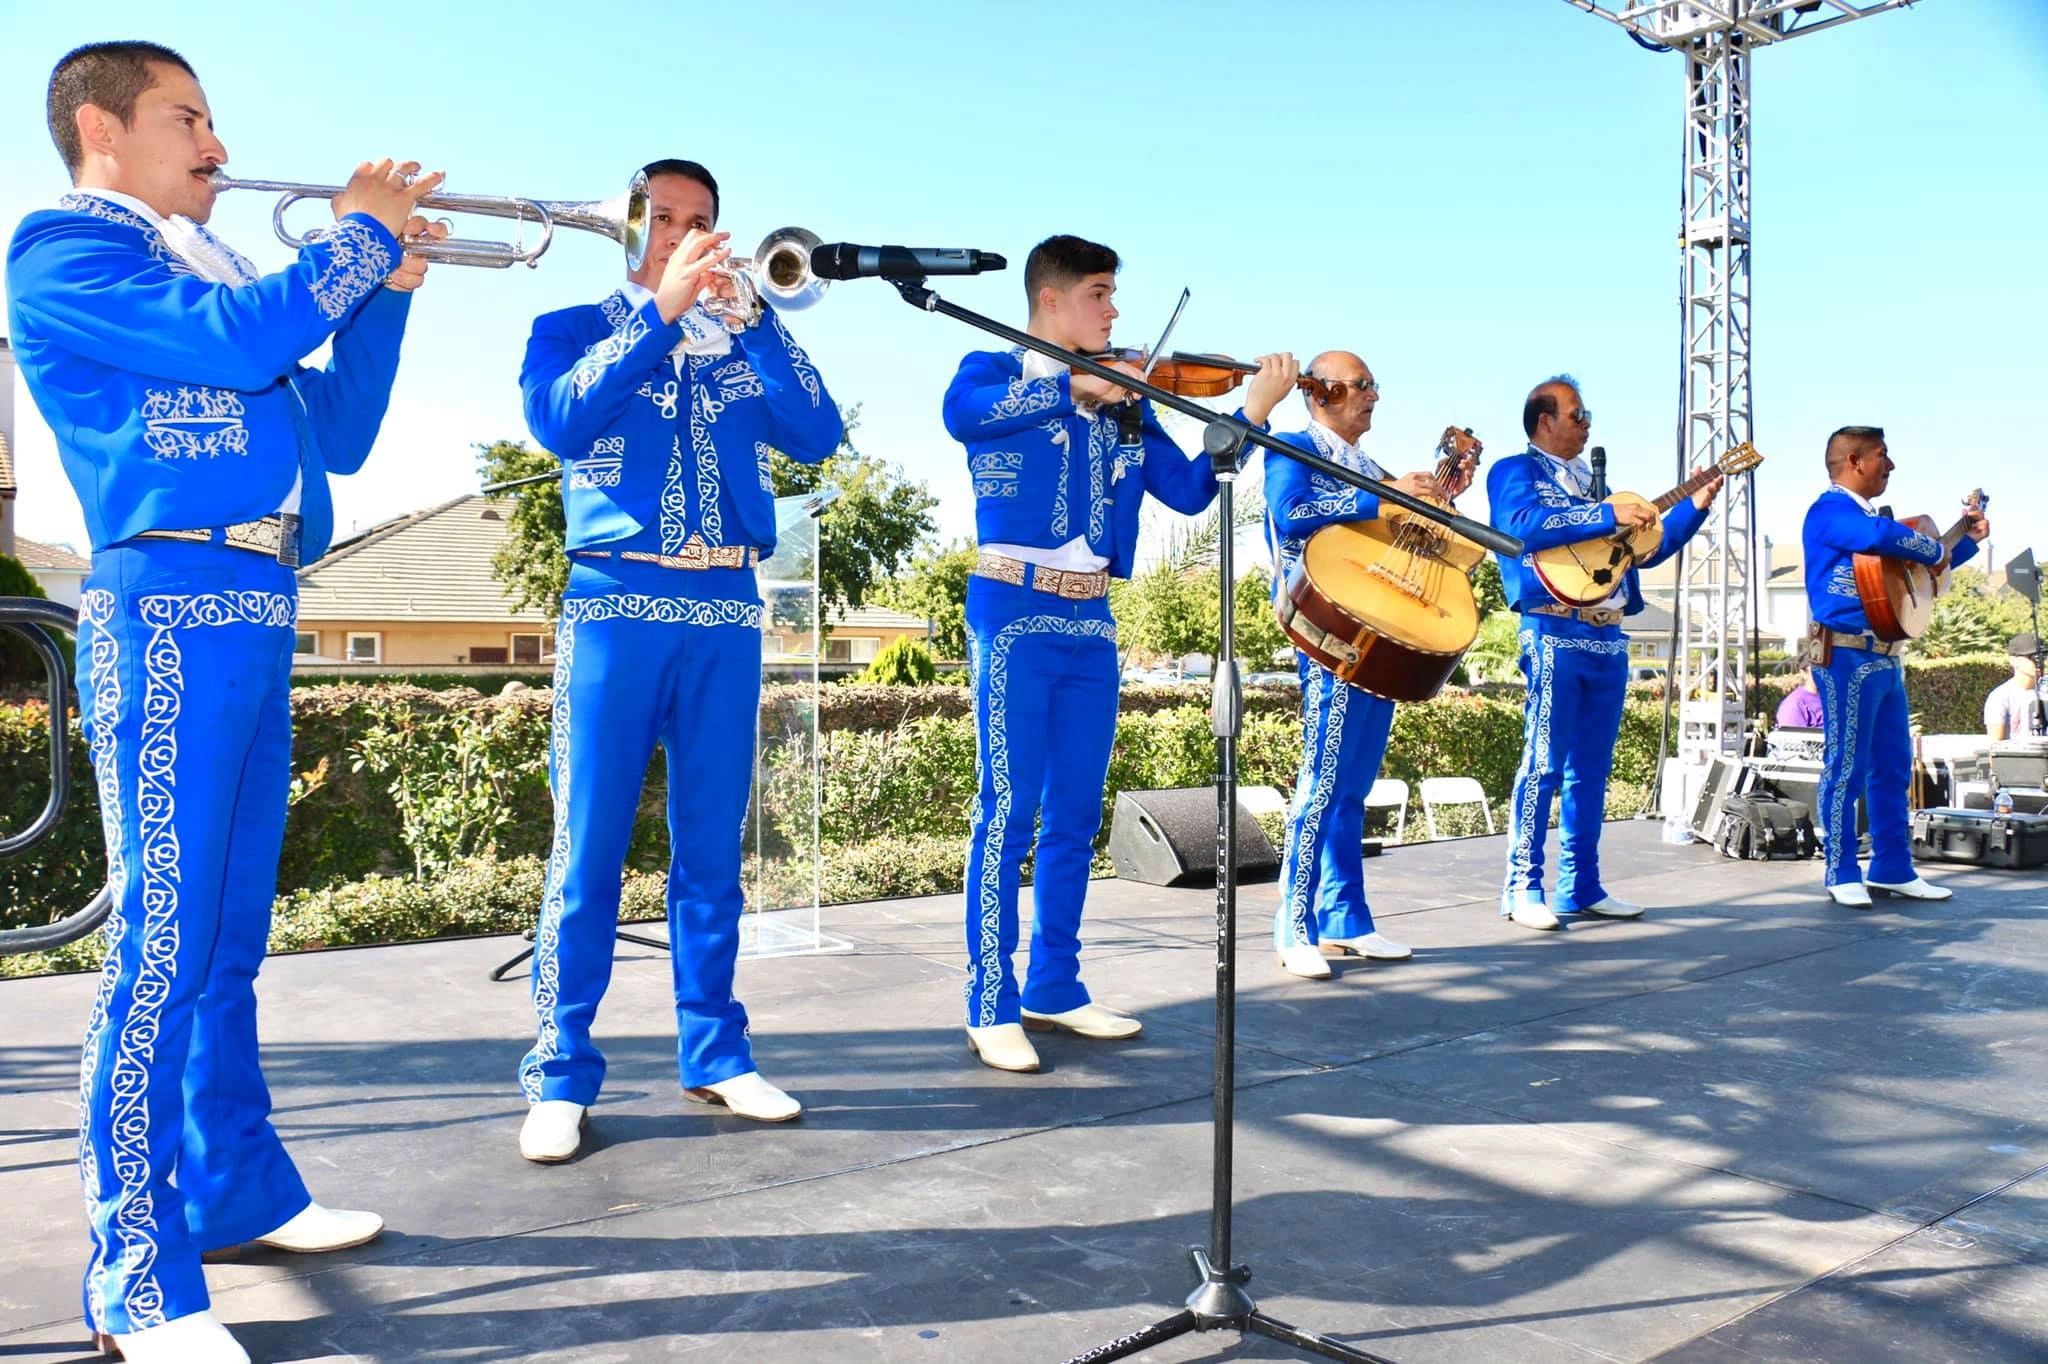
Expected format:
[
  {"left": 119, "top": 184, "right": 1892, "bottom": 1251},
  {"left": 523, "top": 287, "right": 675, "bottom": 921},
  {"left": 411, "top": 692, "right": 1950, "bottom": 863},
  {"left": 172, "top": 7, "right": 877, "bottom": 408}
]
[{"left": 275, "top": 513, "right": 303, "bottom": 569}]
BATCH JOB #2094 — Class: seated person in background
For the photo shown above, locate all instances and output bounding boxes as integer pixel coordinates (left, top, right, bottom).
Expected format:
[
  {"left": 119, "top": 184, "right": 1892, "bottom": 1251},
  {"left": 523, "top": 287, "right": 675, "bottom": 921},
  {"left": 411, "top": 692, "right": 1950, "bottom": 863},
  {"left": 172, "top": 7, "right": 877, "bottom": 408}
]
[
  {"left": 1985, "top": 632, "right": 2047, "bottom": 740},
  {"left": 1776, "top": 648, "right": 1825, "bottom": 729}
]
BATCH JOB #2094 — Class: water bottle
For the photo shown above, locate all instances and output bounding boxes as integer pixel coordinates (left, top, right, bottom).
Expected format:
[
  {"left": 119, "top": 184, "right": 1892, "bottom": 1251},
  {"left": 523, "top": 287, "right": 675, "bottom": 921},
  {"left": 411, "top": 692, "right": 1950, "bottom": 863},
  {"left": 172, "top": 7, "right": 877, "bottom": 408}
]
[{"left": 1994, "top": 789, "right": 2015, "bottom": 815}]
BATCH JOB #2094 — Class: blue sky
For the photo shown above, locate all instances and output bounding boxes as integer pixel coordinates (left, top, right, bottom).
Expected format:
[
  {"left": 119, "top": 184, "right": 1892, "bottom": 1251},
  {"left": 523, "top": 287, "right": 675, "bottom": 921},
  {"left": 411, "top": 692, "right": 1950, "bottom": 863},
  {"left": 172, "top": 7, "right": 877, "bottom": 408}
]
[{"left": 3, "top": 0, "right": 2043, "bottom": 574}]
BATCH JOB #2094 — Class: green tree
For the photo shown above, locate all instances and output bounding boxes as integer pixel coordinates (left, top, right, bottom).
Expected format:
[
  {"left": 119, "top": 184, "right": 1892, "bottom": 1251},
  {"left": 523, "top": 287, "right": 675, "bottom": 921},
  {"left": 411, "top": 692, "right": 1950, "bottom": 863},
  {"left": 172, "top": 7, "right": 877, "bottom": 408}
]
[
  {"left": 0, "top": 553, "right": 57, "bottom": 693},
  {"left": 1461, "top": 608, "right": 1523, "bottom": 684},
  {"left": 477, "top": 441, "right": 567, "bottom": 619},
  {"left": 1470, "top": 556, "right": 1507, "bottom": 616},
  {"left": 1918, "top": 567, "right": 2034, "bottom": 659},
  {"left": 872, "top": 539, "right": 976, "bottom": 660},
  {"left": 856, "top": 636, "right": 938, "bottom": 686},
  {"left": 1232, "top": 567, "right": 1291, "bottom": 669},
  {"left": 479, "top": 405, "right": 936, "bottom": 620},
  {"left": 1115, "top": 564, "right": 1214, "bottom": 663},
  {"left": 769, "top": 407, "right": 937, "bottom": 617}
]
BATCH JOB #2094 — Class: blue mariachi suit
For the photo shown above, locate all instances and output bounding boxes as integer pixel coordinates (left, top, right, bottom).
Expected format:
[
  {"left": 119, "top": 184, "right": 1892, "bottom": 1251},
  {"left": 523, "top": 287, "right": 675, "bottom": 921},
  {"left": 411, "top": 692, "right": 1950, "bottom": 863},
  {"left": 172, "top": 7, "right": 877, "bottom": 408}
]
[
  {"left": 1488, "top": 446, "right": 1706, "bottom": 911},
  {"left": 7, "top": 192, "right": 405, "bottom": 1334},
  {"left": 517, "top": 286, "right": 841, "bottom": 1105},
  {"left": 1262, "top": 425, "right": 1401, "bottom": 951},
  {"left": 1802, "top": 485, "right": 1977, "bottom": 887},
  {"left": 944, "top": 349, "right": 1221, "bottom": 1026}
]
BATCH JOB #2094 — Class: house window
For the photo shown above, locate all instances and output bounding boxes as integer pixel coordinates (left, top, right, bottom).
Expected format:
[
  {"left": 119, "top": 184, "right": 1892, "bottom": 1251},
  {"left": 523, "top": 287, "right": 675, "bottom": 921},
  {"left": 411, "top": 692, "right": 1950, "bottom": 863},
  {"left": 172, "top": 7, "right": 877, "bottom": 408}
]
[
  {"left": 510, "top": 632, "right": 553, "bottom": 664},
  {"left": 824, "top": 637, "right": 881, "bottom": 664},
  {"left": 346, "top": 632, "right": 382, "bottom": 664},
  {"left": 293, "top": 631, "right": 319, "bottom": 656},
  {"left": 469, "top": 647, "right": 508, "bottom": 664}
]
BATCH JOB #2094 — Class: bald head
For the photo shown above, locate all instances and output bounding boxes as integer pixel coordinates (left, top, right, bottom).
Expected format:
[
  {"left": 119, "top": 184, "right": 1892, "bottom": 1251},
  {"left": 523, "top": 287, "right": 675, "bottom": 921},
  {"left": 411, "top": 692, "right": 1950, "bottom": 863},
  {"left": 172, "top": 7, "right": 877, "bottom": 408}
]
[{"left": 1304, "top": 350, "right": 1377, "bottom": 443}]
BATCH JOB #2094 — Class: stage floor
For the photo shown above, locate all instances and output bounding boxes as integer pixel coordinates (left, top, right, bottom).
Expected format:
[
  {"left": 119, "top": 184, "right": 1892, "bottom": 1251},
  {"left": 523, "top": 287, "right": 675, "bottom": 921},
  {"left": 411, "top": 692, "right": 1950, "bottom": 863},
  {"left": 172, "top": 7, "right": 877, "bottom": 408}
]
[{"left": 5, "top": 821, "right": 2047, "bottom": 1362}]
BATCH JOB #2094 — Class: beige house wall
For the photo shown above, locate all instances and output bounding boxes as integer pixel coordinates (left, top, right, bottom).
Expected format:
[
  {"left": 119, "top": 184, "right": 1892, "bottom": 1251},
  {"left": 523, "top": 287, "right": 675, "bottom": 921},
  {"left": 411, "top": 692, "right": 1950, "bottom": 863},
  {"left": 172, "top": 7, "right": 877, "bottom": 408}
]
[
  {"left": 766, "top": 621, "right": 931, "bottom": 663},
  {"left": 298, "top": 620, "right": 554, "bottom": 666}
]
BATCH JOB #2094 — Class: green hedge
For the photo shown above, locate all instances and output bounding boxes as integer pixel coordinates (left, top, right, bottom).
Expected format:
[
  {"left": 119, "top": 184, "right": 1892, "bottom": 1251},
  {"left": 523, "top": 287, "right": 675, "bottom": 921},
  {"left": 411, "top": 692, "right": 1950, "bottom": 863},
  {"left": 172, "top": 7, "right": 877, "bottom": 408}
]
[{"left": 4, "top": 657, "right": 2010, "bottom": 939}]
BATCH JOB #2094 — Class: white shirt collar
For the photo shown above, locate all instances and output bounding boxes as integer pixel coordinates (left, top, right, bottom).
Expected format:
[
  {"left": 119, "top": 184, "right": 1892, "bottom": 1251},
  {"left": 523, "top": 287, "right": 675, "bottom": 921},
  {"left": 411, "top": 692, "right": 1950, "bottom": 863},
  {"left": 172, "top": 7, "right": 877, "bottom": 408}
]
[
  {"left": 1830, "top": 482, "right": 1877, "bottom": 514},
  {"left": 67, "top": 186, "right": 167, "bottom": 227}
]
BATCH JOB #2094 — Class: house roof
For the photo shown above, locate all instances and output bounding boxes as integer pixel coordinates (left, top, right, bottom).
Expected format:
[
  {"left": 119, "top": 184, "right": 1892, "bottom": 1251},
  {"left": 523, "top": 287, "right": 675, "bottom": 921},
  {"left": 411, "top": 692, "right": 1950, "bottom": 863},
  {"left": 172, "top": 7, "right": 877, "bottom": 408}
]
[
  {"left": 828, "top": 603, "right": 933, "bottom": 632},
  {"left": 297, "top": 494, "right": 550, "bottom": 624},
  {"left": 12, "top": 536, "right": 89, "bottom": 571}
]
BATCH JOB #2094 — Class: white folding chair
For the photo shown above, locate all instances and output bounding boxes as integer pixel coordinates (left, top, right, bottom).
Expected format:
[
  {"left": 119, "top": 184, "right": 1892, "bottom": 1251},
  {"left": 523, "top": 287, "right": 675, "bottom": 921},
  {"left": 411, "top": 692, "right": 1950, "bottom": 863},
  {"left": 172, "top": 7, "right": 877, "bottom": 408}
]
[
  {"left": 1419, "top": 776, "right": 1494, "bottom": 839},
  {"left": 1364, "top": 778, "right": 1408, "bottom": 842}
]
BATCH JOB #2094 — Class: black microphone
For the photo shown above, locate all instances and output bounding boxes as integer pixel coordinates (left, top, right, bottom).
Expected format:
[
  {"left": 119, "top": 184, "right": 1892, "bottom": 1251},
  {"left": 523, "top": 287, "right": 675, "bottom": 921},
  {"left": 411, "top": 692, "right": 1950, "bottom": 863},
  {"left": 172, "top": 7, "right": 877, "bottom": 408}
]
[
  {"left": 1588, "top": 445, "right": 1608, "bottom": 500},
  {"left": 809, "top": 242, "right": 1007, "bottom": 281}
]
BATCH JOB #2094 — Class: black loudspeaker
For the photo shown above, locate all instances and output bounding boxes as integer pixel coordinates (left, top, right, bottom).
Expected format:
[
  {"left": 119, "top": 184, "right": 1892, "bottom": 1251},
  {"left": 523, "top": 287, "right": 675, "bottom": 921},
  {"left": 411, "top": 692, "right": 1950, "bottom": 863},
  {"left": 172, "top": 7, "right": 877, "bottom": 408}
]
[
  {"left": 1691, "top": 754, "right": 1744, "bottom": 840},
  {"left": 1109, "top": 788, "right": 1279, "bottom": 887}
]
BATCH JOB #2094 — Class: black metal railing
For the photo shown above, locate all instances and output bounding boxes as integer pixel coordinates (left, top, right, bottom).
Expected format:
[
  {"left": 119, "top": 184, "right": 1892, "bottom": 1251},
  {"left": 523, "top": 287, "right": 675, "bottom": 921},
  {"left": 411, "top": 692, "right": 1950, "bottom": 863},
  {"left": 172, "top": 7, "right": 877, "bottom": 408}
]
[{"left": 0, "top": 597, "right": 112, "bottom": 955}]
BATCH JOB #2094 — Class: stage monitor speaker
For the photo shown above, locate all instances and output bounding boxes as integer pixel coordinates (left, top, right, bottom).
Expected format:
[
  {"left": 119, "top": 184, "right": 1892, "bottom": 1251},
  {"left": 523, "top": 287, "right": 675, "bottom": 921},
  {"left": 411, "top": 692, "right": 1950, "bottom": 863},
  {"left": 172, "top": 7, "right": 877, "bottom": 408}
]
[
  {"left": 1109, "top": 787, "right": 1279, "bottom": 887},
  {"left": 1691, "top": 753, "right": 1743, "bottom": 840}
]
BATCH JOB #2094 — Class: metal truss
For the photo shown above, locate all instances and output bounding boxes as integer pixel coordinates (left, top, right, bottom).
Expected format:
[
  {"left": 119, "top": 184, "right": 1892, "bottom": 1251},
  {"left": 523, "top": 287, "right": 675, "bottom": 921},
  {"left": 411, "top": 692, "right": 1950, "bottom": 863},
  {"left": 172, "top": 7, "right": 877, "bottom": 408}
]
[{"left": 1564, "top": 0, "right": 1921, "bottom": 823}]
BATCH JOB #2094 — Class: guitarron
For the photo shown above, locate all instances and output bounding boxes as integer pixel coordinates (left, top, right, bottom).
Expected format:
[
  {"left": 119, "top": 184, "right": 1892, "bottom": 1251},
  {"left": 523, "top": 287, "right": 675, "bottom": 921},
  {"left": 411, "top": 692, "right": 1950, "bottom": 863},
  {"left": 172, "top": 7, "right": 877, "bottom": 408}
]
[
  {"left": 1277, "top": 426, "right": 1485, "bottom": 703},
  {"left": 1853, "top": 489, "right": 1987, "bottom": 642},
  {"left": 1531, "top": 442, "right": 1765, "bottom": 607}
]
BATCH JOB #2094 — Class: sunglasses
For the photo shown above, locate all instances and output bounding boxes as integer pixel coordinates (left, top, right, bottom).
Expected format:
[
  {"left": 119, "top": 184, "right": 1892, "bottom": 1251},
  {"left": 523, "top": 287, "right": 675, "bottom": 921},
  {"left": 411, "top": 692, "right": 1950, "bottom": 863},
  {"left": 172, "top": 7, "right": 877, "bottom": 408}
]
[
  {"left": 1566, "top": 407, "right": 1592, "bottom": 425},
  {"left": 1327, "top": 378, "right": 1380, "bottom": 399}
]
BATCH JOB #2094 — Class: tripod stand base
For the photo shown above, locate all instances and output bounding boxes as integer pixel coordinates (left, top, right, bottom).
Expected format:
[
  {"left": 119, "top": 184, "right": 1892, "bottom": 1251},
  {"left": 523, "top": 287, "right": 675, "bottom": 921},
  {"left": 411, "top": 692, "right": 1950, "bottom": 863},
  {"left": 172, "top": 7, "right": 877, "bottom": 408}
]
[
  {"left": 1061, "top": 1247, "right": 1391, "bottom": 1363},
  {"left": 487, "top": 926, "right": 672, "bottom": 982}
]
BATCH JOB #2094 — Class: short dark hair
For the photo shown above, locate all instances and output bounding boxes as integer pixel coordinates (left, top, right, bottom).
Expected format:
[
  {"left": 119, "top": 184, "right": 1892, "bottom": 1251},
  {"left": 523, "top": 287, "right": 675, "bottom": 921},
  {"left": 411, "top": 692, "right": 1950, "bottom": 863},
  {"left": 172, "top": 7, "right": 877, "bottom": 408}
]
[
  {"left": 1824, "top": 424, "right": 1884, "bottom": 474},
  {"left": 1024, "top": 234, "right": 1119, "bottom": 309},
  {"left": 1522, "top": 373, "right": 1581, "bottom": 438},
  {"left": 639, "top": 158, "right": 720, "bottom": 224},
  {"left": 47, "top": 41, "right": 195, "bottom": 178}
]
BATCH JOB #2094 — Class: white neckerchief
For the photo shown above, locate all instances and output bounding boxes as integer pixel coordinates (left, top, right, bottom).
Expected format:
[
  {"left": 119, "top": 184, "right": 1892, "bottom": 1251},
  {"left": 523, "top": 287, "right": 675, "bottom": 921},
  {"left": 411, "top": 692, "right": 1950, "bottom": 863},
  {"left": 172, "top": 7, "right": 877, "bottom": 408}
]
[
  {"left": 70, "top": 188, "right": 301, "bottom": 515},
  {"left": 1532, "top": 442, "right": 1624, "bottom": 610},
  {"left": 619, "top": 280, "right": 732, "bottom": 366},
  {"left": 1021, "top": 344, "right": 1102, "bottom": 419},
  {"left": 1830, "top": 482, "right": 1878, "bottom": 515},
  {"left": 1309, "top": 420, "right": 1388, "bottom": 480},
  {"left": 1533, "top": 442, "right": 1594, "bottom": 499}
]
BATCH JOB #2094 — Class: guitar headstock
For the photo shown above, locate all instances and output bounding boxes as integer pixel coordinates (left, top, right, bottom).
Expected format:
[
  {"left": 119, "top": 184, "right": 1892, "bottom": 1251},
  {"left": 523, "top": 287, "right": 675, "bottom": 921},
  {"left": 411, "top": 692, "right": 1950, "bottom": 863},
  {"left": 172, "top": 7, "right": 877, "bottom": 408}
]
[
  {"left": 1965, "top": 488, "right": 1988, "bottom": 513},
  {"left": 1438, "top": 426, "right": 1484, "bottom": 462},
  {"left": 1719, "top": 442, "right": 1765, "bottom": 477}
]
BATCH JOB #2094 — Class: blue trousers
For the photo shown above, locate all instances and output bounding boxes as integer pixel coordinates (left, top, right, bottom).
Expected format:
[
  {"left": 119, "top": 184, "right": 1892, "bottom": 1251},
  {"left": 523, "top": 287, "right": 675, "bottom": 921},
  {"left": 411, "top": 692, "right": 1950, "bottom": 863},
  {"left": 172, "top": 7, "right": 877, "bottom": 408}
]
[
  {"left": 73, "top": 543, "right": 311, "bottom": 1335},
  {"left": 520, "top": 559, "right": 765, "bottom": 1105},
  {"left": 1275, "top": 653, "right": 1397, "bottom": 949},
  {"left": 1503, "top": 616, "right": 1630, "bottom": 911},
  {"left": 1813, "top": 645, "right": 1915, "bottom": 887},
  {"left": 962, "top": 575, "right": 1120, "bottom": 1028}
]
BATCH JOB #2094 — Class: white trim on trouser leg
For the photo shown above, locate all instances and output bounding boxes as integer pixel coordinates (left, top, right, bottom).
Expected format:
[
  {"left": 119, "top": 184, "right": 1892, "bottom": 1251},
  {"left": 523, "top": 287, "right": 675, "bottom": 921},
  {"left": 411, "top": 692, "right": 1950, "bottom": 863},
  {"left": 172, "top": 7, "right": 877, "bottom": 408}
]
[
  {"left": 76, "top": 589, "right": 124, "bottom": 1327},
  {"left": 1816, "top": 656, "right": 1888, "bottom": 887},
  {"left": 1504, "top": 629, "right": 1555, "bottom": 901},
  {"left": 968, "top": 614, "right": 1116, "bottom": 1028},
  {"left": 522, "top": 607, "right": 579, "bottom": 1102},
  {"left": 1279, "top": 667, "right": 1348, "bottom": 949}
]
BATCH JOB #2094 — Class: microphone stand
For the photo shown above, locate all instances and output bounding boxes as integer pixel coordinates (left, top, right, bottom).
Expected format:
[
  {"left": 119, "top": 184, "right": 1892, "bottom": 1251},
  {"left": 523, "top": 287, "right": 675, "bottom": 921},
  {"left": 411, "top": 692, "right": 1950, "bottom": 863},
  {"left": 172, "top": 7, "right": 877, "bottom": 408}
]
[{"left": 888, "top": 276, "right": 1520, "bottom": 1364}]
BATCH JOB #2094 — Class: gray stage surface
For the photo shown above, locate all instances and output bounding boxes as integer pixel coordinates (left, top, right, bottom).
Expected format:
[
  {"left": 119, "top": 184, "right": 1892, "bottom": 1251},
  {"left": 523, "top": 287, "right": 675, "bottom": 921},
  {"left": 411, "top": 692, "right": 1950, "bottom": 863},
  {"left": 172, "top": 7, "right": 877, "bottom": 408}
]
[{"left": 4, "top": 821, "right": 2047, "bottom": 1362}]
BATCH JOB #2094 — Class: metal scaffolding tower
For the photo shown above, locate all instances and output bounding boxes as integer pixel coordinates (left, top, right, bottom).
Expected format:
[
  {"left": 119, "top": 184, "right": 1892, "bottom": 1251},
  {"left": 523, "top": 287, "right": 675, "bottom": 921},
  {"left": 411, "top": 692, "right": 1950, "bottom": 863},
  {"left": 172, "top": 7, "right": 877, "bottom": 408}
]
[{"left": 1564, "top": 0, "right": 1919, "bottom": 827}]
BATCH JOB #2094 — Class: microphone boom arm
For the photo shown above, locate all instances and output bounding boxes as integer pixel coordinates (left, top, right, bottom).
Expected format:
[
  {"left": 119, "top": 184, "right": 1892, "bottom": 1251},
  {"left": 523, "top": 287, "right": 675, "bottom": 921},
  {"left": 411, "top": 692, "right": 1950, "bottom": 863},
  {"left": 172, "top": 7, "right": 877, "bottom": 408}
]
[{"left": 887, "top": 278, "right": 1522, "bottom": 558}]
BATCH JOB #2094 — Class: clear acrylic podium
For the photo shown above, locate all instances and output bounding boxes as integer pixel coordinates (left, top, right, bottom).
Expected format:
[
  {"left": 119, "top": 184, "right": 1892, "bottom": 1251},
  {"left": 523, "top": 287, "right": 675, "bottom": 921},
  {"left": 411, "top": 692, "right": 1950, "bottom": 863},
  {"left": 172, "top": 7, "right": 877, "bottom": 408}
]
[{"left": 741, "top": 487, "right": 845, "bottom": 958}]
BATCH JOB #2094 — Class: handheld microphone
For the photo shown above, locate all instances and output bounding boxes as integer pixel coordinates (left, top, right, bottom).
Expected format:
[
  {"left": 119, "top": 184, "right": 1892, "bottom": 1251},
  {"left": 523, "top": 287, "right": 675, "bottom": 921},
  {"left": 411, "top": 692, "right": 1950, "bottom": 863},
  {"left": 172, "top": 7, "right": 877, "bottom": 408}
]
[
  {"left": 1589, "top": 445, "right": 1608, "bottom": 500},
  {"left": 809, "top": 242, "right": 1007, "bottom": 281}
]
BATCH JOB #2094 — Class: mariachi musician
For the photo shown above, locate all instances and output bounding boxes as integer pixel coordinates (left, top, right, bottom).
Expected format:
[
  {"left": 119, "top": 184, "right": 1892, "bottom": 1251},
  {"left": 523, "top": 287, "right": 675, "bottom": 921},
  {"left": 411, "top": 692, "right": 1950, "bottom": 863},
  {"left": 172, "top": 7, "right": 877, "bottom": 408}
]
[
  {"left": 1488, "top": 375, "right": 1721, "bottom": 932},
  {"left": 1258, "top": 351, "right": 1477, "bottom": 979},
  {"left": 1802, "top": 425, "right": 1986, "bottom": 907}
]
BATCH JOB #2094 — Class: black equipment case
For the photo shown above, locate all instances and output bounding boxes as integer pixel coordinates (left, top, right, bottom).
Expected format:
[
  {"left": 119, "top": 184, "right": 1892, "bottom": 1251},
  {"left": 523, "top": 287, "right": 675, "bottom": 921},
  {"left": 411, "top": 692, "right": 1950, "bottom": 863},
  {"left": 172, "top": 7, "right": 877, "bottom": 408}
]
[
  {"left": 1910, "top": 807, "right": 2048, "bottom": 869},
  {"left": 1714, "top": 794, "right": 1817, "bottom": 861}
]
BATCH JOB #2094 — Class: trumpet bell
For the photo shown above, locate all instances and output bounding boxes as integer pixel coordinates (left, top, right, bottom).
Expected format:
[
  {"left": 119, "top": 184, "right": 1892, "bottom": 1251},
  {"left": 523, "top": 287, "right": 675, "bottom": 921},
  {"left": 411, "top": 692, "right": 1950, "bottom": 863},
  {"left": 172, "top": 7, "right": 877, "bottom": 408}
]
[{"left": 751, "top": 226, "right": 827, "bottom": 311}]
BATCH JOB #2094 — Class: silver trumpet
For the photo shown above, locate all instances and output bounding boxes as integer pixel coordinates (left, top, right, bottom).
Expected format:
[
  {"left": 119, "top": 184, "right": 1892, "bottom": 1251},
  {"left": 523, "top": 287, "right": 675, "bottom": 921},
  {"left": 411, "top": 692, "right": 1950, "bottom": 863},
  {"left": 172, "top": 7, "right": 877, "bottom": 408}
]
[
  {"left": 208, "top": 169, "right": 652, "bottom": 270},
  {"left": 701, "top": 226, "right": 828, "bottom": 330}
]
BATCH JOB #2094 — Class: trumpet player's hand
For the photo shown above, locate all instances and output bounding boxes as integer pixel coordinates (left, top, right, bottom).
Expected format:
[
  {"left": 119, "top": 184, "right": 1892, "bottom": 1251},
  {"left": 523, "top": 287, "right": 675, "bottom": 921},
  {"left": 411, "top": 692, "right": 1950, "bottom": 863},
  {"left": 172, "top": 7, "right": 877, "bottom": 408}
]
[
  {"left": 332, "top": 160, "right": 445, "bottom": 240},
  {"left": 1072, "top": 359, "right": 1141, "bottom": 407},
  {"left": 384, "top": 216, "right": 448, "bottom": 293},
  {"left": 1241, "top": 352, "right": 1300, "bottom": 428},
  {"left": 654, "top": 228, "right": 733, "bottom": 323}
]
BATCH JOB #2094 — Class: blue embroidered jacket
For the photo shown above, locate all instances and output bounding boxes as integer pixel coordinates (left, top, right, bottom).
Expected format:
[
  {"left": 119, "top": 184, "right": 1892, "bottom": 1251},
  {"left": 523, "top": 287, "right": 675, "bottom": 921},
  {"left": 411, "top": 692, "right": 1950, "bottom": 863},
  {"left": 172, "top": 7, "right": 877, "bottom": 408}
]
[
  {"left": 5, "top": 194, "right": 405, "bottom": 560},
  {"left": 521, "top": 289, "right": 841, "bottom": 557},
  {"left": 1261, "top": 425, "right": 1404, "bottom": 591},
  {"left": 942, "top": 348, "right": 1218, "bottom": 578},
  {"left": 1801, "top": 485, "right": 1978, "bottom": 634},
  {"left": 1486, "top": 446, "right": 1706, "bottom": 615}
]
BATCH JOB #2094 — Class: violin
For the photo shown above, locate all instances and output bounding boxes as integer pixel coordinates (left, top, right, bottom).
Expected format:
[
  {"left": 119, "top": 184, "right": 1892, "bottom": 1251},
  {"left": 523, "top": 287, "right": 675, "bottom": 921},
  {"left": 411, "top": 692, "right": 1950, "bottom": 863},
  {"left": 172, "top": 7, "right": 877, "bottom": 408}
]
[{"left": 1075, "top": 350, "right": 1338, "bottom": 403}]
